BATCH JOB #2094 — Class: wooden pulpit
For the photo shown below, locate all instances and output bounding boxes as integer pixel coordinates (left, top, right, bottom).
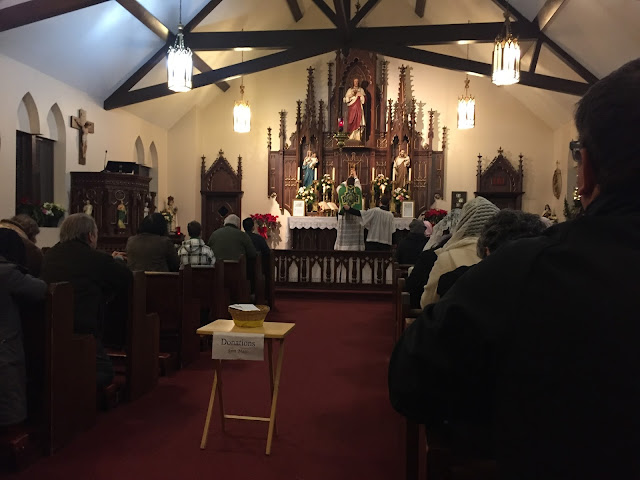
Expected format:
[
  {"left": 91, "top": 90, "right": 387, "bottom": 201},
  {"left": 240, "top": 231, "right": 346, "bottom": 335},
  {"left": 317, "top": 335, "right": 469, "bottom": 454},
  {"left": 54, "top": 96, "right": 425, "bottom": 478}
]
[{"left": 70, "top": 165, "right": 153, "bottom": 251}]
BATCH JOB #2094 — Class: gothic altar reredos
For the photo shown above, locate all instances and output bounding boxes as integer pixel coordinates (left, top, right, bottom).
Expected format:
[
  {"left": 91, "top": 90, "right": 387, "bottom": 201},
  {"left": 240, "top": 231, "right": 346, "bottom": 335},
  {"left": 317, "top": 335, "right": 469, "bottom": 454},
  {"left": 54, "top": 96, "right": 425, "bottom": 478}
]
[{"left": 267, "top": 49, "right": 447, "bottom": 217}]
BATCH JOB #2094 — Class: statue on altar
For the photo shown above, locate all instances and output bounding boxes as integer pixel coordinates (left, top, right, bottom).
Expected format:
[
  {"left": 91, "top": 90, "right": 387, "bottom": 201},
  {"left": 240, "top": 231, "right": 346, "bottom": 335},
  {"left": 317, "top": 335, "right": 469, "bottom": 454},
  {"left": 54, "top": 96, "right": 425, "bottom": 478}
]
[
  {"left": 343, "top": 78, "right": 366, "bottom": 141},
  {"left": 163, "top": 196, "right": 178, "bottom": 232},
  {"left": 116, "top": 201, "right": 127, "bottom": 229},
  {"left": 302, "top": 150, "right": 318, "bottom": 188},
  {"left": 393, "top": 149, "right": 411, "bottom": 189},
  {"left": 83, "top": 199, "right": 93, "bottom": 216}
]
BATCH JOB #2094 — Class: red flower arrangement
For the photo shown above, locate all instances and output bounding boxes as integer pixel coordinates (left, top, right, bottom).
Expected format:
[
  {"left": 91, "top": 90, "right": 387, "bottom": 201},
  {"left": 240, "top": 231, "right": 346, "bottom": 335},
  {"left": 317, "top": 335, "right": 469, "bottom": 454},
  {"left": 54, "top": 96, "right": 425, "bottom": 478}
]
[
  {"left": 250, "top": 213, "right": 280, "bottom": 239},
  {"left": 424, "top": 208, "right": 448, "bottom": 225}
]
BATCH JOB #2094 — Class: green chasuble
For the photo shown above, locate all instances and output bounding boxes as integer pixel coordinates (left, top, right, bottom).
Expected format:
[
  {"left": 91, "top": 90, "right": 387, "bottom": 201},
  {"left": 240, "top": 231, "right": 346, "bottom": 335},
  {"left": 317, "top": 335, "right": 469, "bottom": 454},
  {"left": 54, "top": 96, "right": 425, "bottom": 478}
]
[{"left": 334, "top": 183, "right": 364, "bottom": 251}]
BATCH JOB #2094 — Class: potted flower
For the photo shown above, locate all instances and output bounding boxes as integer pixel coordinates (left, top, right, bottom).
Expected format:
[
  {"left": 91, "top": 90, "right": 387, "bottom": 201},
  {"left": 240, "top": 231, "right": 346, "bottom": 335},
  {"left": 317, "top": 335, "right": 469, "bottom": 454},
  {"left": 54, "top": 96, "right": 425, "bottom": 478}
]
[
  {"left": 250, "top": 213, "right": 281, "bottom": 239},
  {"left": 40, "top": 202, "right": 66, "bottom": 227},
  {"left": 317, "top": 174, "right": 335, "bottom": 201},
  {"left": 373, "top": 174, "right": 391, "bottom": 196},
  {"left": 296, "top": 185, "right": 317, "bottom": 211},
  {"left": 392, "top": 187, "right": 410, "bottom": 214},
  {"left": 424, "top": 208, "right": 448, "bottom": 225}
]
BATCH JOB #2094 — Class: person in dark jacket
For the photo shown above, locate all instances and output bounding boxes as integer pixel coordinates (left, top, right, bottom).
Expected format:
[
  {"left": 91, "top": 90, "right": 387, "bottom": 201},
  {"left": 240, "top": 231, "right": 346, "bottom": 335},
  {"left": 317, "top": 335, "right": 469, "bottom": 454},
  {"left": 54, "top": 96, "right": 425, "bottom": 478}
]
[
  {"left": 389, "top": 58, "right": 640, "bottom": 479},
  {"left": 126, "top": 213, "right": 180, "bottom": 272},
  {"left": 394, "top": 219, "right": 428, "bottom": 265},
  {"left": 41, "top": 213, "right": 132, "bottom": 387},
  {"left": 0, "top": 214, "right": 43, "bottom": 276},
  {"left": 0, "top": 229, "right": 47, "bottom": 427},
  {"left": 243, "top": 217, "right": 270, "bottom": 266},
  {"left": 207, "top": 214, "right": 257, "bottom": 262}
]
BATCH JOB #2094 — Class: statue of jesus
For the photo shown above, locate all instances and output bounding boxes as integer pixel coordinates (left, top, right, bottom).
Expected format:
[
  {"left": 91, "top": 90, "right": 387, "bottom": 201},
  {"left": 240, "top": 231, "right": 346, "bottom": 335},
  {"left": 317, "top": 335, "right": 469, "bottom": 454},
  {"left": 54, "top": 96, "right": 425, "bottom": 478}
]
[{"left": 343, "top": 78, "right": 366, "bottom": 141}]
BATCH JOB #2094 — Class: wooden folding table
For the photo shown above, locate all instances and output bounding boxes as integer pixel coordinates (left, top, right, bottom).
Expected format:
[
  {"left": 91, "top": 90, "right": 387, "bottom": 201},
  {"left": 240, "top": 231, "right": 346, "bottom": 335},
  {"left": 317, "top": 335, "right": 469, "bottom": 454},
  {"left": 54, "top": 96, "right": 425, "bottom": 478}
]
[{"left": 197, "top": 320, "right": 295, "bottom": 455}]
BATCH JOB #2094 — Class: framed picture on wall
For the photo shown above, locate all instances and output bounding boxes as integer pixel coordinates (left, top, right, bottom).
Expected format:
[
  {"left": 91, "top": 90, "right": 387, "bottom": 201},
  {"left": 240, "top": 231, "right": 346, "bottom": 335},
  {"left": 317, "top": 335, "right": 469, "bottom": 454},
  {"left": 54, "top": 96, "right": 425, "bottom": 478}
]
[
  {"left": 292, "top": 200, "right": 306, "bottom": 217},
  {"left": 451, "top": 191, "right": 467, "bottom": 210},
  {"left": 401, "top": 201, "right": 415, "bottom": 218}
]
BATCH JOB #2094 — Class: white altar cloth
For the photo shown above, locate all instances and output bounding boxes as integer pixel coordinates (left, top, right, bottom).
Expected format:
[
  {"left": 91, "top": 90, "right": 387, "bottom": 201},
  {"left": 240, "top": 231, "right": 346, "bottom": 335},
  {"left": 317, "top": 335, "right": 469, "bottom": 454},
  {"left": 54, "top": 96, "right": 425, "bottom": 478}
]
[{"left": 288, "top": 216, "right": 412, "bottom": 230}]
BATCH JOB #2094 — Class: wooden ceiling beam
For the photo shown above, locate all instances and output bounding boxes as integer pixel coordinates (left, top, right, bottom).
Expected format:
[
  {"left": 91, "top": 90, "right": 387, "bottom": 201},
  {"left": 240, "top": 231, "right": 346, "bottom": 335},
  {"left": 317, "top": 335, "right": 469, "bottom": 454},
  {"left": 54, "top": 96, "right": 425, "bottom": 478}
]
[
  {"left": 0, "top": 0, "right": 109, "bottom": 32},
  {"left": 184, "top": 0, "right": 224, "bottom": 33},
  {"left": 350, "top": 0, "right": 381, "bottom": 28},
  {"left": 371, "top": 44, "right": 590, "bottom": 96},
  {"left": 415, "top": 0, "right": 426, "bottom": 18},
  {"left": 310, "top": 0, "right": 338, "bottom": 26},
  {"left": 535, "top": 0, "right": 565, "bottom": 31},
  {"left": 285, "top": 0, "right": 303, "bottom": 22},
  {"left": 333, "top": 0, "right": 350, "bottom": 36},
  {"left": 104, "top": 40, "right": 340, "bottom": 110},
  {"left": 529, "top": 38, "right": 543, "bottom": 73}
]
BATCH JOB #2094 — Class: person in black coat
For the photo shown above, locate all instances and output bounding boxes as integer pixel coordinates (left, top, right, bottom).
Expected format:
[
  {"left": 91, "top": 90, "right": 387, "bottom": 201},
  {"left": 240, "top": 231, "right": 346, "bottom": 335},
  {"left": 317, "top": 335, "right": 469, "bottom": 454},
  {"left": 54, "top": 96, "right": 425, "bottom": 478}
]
[
  {"left": 41, "top": 214, "right": 132, "bottom": 388},
  {"left": 243, "top": 217, "right": 271, "bottom": 288},
  {"left": 0, "top": 229, "right": 47, "bottom": 427},
  {"left": 394, "top": 219, "right": 428, "bottom": 265},
  {"left": 389, "top": 58, "right": 640, "bottom": 479}
]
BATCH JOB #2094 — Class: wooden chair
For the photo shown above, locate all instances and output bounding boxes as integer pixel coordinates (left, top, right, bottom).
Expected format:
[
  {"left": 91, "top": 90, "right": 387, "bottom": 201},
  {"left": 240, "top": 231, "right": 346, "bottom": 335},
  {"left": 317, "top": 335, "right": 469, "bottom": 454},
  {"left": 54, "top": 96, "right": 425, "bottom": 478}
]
[
  {"left": 223, "top": 255, "right": 251, "bottom": 305},
  {"left": 14, "top": 283, "right": 96, "bottom": 464},
  {"left": 145, "top": 269, "right": 200, "bottom": 369},
  {"left": 187, "top": 263, "right": 228, "bottom": 322}
]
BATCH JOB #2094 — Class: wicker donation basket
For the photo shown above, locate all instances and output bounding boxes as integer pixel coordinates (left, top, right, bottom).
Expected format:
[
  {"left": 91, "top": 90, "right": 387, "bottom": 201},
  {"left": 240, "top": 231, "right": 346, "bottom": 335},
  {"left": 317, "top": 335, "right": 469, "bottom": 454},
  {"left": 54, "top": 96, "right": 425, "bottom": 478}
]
[{"left": 228, "top": 305, "right": 270, "bottom": 328}]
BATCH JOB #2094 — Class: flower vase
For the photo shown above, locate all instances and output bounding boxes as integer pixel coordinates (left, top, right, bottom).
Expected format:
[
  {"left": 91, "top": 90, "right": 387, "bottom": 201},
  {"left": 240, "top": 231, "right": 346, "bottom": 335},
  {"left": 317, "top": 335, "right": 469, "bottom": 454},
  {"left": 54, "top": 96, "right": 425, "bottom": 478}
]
[
  {"left": 43, "top": 216, "right": 61, "bottom": 227},
  {"left": 392, "top": 201, "right": 401, "bottom": 217}
]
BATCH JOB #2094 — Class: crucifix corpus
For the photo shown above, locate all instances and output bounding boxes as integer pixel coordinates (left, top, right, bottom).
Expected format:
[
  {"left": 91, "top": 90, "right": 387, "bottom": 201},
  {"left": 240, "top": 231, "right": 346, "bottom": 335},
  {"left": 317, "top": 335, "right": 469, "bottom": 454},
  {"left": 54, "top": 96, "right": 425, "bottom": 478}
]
[{"left": 71, "top": 109, "right": 94, "bottom": 165}]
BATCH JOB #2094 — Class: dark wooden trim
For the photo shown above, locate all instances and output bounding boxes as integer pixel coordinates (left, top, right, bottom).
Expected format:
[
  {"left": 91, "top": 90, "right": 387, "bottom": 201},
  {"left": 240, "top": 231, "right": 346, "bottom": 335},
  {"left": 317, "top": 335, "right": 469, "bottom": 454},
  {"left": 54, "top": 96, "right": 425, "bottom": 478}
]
[
  {"left": 415, "top": 0, "right": 426, "bottom": 18},
  {"left": 529, "top": 38, "right": 543, "bottom": 73},
  {"left": 371, "top": 45, "right": 590, "bottom": 96},
  {"left": 333, "top": 0, "right": 350, "bottom": 36},
  {"left": 310, "top": 0, "right": 338, "bottom": 26},
  {"left": 188, "top": 29, "right": 340, "bottom": 50},
  {"left": 490, "top": 0, "right": 597, "bottom": 84},
  {"left": 350, "top": 0, "right": 381, "bottom": 27},
  {"left": 193, "top": 54, "right": 230, "bottom": 91},
  {"left": 104, "top": 42, "right": 340, "bottom": 109},
  {"left": 534, "top": 0, "right": 566, "bottom": 30},
  {"left": 285, "top": 0, "right": 303, "bottom": 22},
  {"left": 115, "top": 0, "right": 169, "bottom": 41},
  {"left": 184, "top": 0, "right": 224, "bottom": 33},
  {"left": 0, "top": 0, "right": 109, "bottom": 32}
]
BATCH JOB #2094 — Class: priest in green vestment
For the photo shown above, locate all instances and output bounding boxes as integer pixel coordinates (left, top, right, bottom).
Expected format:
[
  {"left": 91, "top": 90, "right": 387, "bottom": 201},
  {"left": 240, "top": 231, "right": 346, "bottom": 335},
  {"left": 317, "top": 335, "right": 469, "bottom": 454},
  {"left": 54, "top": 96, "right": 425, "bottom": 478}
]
[{"left": 334, "top": 175, "right": 365, "bottom": 251}]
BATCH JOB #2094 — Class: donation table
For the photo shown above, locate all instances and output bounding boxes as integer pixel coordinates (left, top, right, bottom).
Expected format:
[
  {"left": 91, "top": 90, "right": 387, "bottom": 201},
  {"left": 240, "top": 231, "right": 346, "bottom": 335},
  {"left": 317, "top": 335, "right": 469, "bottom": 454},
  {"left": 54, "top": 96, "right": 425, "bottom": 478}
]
[{"left": 197, "top": 320, "right": 296, "bottom": 455}]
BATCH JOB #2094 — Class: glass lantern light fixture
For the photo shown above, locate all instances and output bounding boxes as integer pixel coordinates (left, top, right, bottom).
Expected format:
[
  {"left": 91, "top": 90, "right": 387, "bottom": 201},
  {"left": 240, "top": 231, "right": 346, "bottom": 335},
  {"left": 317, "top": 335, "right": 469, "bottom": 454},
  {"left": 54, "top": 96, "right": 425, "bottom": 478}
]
[
  {"left": 492, "top": 9, "right": 521, "bottom": 86},
  {"left": 167, "top": 0, "right": 193, "bottom": 93},
  {"left": 233, "top": 48, "right": 251, "bottom": 133},
  {"left": 457, "top": 76, "right": 475, "bottom": 129}
]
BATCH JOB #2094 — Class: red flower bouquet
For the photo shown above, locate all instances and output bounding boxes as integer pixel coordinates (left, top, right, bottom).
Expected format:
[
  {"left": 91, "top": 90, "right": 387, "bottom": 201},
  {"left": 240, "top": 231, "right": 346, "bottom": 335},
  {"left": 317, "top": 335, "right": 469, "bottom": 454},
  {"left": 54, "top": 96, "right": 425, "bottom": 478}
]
[
  {"left": 250, "top": 213, "right": 280, "bottom": 239},
  {"left": 424, "top": 208, "right": 448, "bottom": 225}
]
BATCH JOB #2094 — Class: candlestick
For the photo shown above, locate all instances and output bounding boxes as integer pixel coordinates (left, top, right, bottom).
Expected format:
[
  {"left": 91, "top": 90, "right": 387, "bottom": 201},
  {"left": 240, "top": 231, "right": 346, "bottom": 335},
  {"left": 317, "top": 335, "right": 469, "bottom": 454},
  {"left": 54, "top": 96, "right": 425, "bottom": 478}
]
[
  {"left": 332, "top": 167, "right": 335, "bottom": 181},
  {"left": 297, "top": 167, "right": 300, "bottom": 181},
  {"left": 408, "top": 168, "right": 412, "bottom": 182},
  {"left": 371, "top": 167, "right": 375, "bottom": 181},
  {"left": 314, "top": 169, "right": 318, "bottom": 181}
]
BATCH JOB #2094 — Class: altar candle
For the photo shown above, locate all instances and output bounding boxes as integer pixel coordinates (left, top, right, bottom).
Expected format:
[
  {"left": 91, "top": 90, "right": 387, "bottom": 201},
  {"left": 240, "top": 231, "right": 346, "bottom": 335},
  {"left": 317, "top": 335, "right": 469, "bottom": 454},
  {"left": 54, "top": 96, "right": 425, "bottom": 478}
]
[
  {"left": 371, "top": 167, "right": 375, "bottom": 181},
  {"left": 314, "top": 169, "right": 318, "bottom": 180},
  {"left": 332, "top": 167, "right": 335, "bottom": 181},
  {"left": 408, "top": 168, "right": 412, "bottom": 182},
  {"left": 381, "top": 184, "right": 386, "bottom": 194},
  {"left": 297, "top": 167, "right": 300, "bottom": 181}
]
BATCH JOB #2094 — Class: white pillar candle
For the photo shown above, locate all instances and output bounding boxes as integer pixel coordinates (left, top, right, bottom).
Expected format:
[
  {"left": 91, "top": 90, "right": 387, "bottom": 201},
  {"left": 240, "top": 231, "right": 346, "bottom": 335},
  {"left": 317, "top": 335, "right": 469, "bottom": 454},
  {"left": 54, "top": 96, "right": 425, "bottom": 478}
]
[
  {"left": 332, "top": 167, "right": 335, "bottom": 181},
  {"left": 372, "top": 167, "right": 375, "bottom": 181},
  {"left": 408, "top": 168, "right": 412, "bottom": 182},
  {"left": 297, "top": 167, "right": 300, "bottom": 181},
  {"left": 314, "top": 169, "right": 318, "bottom": 180}
]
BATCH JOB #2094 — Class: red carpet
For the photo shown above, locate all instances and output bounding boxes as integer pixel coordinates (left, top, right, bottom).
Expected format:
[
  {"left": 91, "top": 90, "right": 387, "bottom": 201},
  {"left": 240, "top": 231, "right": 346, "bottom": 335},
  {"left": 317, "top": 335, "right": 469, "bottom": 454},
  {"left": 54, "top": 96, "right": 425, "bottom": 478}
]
[{"left": 13, "top": 293, "right": 403, "bottom": 480}]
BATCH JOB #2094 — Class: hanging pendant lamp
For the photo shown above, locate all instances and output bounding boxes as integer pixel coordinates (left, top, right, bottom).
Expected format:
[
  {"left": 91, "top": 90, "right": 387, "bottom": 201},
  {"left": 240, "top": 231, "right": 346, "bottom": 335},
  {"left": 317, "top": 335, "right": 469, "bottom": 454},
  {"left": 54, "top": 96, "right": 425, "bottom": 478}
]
[
  {"left": 233, "top": 50, "right": 251, "bottom": 133},
  {"left": 458, "top": 37, "right": 475, "bottom": 129},
  {"left": 167, "top": 0, "right": 193, "bottom": 93},
  {"left": 492, "top": 9, "right": 521, "bottom": 86}
]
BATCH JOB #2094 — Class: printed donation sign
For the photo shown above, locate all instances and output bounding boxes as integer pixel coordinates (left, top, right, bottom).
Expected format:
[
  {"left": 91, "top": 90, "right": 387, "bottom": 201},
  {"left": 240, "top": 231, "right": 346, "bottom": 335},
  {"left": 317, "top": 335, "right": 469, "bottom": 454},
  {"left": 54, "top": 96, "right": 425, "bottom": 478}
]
[{"left": 212, "top": 332, "right": 265, "bottom": 361}]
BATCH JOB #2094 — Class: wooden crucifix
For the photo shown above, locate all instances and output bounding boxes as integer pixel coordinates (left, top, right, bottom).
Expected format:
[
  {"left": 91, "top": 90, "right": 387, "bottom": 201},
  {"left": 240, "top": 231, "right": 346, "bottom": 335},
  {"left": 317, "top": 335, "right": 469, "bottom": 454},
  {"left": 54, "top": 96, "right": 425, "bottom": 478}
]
[{"left": 71, "top": 109, "right": 94, "bottom": 165}]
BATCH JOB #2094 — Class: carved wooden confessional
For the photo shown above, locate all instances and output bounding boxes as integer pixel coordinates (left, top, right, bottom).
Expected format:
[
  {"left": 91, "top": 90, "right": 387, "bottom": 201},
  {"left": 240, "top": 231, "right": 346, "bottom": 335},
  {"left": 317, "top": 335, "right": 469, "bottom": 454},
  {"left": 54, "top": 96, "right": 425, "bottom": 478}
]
[
  {"left": 475, "top": 148, "right": 525, "bottom": 210},
  {"left": 201, "top": 150, "right": 243, "bottom": 241},
  {"left": 267, "top": 49, "right": 447, "bottom": 216}
]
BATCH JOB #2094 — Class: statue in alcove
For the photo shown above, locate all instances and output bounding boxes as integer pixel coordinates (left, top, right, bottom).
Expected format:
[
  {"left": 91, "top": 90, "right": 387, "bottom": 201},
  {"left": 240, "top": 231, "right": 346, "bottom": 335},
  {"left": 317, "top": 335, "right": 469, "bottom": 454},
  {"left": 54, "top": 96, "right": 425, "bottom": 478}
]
[
  {"left": 343, "top": 77, "right": 366, "bottom": 141},
  {"left": 302, "top": 150, "right": 318, "bottom": 188}
]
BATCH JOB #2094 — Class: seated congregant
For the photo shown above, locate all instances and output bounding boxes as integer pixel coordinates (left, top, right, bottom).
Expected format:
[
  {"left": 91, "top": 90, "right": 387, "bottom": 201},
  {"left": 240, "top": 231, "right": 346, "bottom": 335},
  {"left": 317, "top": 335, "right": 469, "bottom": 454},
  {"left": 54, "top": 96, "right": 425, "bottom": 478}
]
[
  {"left": 40, "top": 213, "right": 133, "bottom": 387},
  {"left": 389, "top": 59, "right": 640, "bottom": 478},
  {"left": 0, "top": 214, "right": 43, "bottom": 276},
  {"left": 207, "top": 214, "right": 256, "bottom": 262},
  {"left": 436, "top": 209, "right": 548, "bottom": 298},
  {"left": 394, "top": 219, "right": 428, "bottom": 264},
  {"left": 178, "top": 220, "right": 215, "bottom": 267},
  {"left": 126, "top": 213, "right": 180, "bottom": 272},
  {"left": 0, "top": 229, "right": 47, "bottom": 431},
  {"left": 420, "top": 196, "right": 499, "bottom": 307}
]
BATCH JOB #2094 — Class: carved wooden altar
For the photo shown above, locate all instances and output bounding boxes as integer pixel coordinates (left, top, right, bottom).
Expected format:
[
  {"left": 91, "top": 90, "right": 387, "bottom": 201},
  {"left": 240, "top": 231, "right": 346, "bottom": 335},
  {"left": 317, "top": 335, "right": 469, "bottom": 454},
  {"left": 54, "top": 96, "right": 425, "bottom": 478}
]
[
  {"left": 475, "top": 148, "right": 525, "bottom": 210},
  {"left": 267, "top": 50, "right": 447, "bottom": 220},
  {"left": 69, "top": 171, "right": 154, "bottom": 251},
  {"left": 201, "top": 150, "right": 243, "bottom": 241}
]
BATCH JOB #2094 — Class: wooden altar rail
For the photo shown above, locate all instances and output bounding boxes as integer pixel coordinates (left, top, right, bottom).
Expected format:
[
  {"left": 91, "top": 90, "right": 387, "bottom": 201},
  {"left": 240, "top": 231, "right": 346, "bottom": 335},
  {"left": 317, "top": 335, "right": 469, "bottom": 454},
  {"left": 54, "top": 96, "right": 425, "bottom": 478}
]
[{"left": 274, "top": 250, "right": 395, "bottom": 292}]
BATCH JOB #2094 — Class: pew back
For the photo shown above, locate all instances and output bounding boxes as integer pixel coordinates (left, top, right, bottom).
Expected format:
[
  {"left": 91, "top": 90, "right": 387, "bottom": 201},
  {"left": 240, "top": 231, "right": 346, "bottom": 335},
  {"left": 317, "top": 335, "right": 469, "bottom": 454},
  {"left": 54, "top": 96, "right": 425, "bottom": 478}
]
[
  {"left": 188, "top": 264, "right": 228, "bottom": 321},
  {"left": 223, "top": 255, "right": 251, "bottom": 305}
]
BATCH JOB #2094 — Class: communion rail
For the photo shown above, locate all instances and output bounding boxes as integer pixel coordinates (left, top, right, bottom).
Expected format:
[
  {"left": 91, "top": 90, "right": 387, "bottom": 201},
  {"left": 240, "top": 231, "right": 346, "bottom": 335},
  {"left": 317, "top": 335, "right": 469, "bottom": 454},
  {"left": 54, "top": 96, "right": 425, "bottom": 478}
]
[{"left": 273, "top": 250, "right": 395, "bottom": 292}]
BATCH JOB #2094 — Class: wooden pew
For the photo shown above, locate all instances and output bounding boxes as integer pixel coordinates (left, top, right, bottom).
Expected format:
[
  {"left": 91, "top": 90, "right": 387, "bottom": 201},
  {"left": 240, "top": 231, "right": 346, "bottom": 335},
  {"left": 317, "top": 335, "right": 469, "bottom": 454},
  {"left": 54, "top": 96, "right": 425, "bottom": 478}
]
[
  {"left": 103, "top": 272, "right": 160, "bottom": 401},
  {"left": 145, "top": 269, "right": 200, "bottom": 369},
  {"left": 223, "top": 255, "right": 251, "bottom": 305},
  {"left": 265, "top": 251, "right": 276, "bottom": 309},
  {"left": 187, "top": 263, "right": 228, "bottom": 323},
  {"left": 253, "top": 252, "right": 266, "bottom": 306},
  {"left": 18, "top": 283, "right": 96, "bottom": 460}
]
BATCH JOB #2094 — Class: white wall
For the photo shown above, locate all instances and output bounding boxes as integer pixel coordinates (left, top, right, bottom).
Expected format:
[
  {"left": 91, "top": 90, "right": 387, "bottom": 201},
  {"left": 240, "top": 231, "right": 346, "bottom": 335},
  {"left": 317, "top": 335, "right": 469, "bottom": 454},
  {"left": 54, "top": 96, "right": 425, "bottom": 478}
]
[
  {"left": 0, "top": 53, "right": 169, "bottom": 221},
  {"left": 168, "top": 54, "right": 563, "bottom": 225}
]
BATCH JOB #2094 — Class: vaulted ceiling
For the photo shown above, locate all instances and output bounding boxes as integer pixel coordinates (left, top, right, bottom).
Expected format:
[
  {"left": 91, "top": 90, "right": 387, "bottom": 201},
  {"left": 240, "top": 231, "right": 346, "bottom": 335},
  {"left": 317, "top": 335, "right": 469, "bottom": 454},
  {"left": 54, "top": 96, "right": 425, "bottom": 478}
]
[{"left": 1, "top": 0, "right": 638, "bottom": 129}]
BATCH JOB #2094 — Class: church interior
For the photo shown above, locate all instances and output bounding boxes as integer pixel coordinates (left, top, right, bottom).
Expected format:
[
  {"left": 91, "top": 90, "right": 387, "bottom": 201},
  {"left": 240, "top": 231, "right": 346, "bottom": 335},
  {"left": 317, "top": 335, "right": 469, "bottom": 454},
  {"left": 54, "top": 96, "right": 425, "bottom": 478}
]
[{"left": 1, "top": 0, "right": 639, "bottom": 478}]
